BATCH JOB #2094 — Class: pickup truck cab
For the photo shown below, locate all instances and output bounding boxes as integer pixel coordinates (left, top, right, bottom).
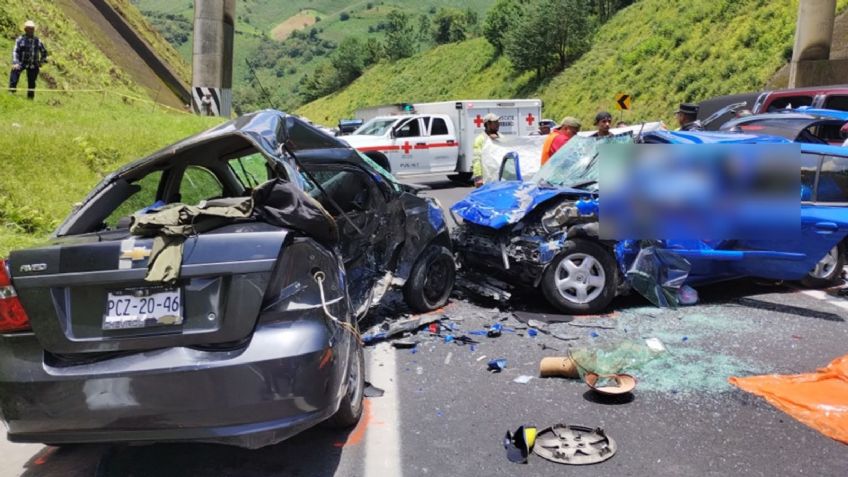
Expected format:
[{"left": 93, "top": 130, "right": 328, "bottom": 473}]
[{"left": 342, "top": 114, "right": 458, "bottom": 176}]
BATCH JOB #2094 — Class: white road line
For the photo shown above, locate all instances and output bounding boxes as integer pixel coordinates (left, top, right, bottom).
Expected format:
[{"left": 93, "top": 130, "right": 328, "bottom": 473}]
[
  {"left": 798, "top": 288, "right": 848, "bottom": 312},
  {"left": 365, "top": 342, "right": 402, "bottom": 477}
]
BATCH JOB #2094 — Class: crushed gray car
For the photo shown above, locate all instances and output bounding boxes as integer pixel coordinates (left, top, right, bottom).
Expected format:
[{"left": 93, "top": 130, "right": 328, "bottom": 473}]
[{"left": 0, "top": 110, "right": 454, "bottom": 449}]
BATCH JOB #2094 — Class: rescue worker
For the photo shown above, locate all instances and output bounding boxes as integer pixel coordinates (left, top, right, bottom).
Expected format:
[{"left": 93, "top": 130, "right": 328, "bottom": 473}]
[
  {"left": 471, "top": 113, "right": 500, "bottom": 187},
  {"left": 9, "top": 20, "right": 48, "bottom": 100},
  {"left": 675, "top": 103, "right": 703, "bottom": 131},
  {"left": 594, "top": 111, "right": 613, "bottom": 137},
  {"left": 540, "top": 116, "right": 581, "bottom": 165},
  {"left": 534, "top": 119, "right": 555, "bottom": 136}
]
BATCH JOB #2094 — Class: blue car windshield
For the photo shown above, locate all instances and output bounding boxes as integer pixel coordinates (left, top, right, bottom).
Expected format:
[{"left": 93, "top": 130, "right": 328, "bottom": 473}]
[{"left": 534, "top": 134, "right": 633, "bottom": 189}]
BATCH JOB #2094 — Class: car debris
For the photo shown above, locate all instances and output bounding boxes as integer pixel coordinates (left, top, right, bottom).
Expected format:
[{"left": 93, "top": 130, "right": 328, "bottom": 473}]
[
  {"left": 362, "top": 314, "right": 444, "bottom": 344},
  {"left": 364, "top": 382, "right": 386, "bottom": 398},
  {"left": 533, "top": 424, "right": 617, "bottom": 465},
  {"left": 513, "top": 375, "right": 534, "bottom": 384},
  {"left": 488, "top": 358, "right": 508, "bottom": 372},
  {"left": 503, "top": 425, "right": 538, "bottom": 464},
  {"left": 584, "top": 373, "right": 637, "bottom": 396}
]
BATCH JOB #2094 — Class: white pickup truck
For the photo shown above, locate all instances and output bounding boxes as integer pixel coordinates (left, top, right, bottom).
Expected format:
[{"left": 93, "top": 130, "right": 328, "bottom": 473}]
[{"left": 341, "top": 99, "right": 542, "bottom": 181}]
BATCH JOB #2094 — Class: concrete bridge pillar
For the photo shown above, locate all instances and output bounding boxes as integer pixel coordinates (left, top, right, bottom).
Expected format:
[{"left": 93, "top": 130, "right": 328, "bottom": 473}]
[
  {"left": 192, "top": 0, "right": 235, "bottom": 116},
  {"left": 789, "top": 0, "right": 843, "bottom": 87}
]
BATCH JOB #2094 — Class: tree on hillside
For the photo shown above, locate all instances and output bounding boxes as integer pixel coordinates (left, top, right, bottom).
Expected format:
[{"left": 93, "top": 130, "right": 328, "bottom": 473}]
[
  {"left": 331, "top": 37, "right": 371, "bottom": 84},
  {"left": 383, "top": 10, "right": 416, "bottom": 60},
  {"left": 483, "top": 0, "right": 522, "bottom": 56},
  {"left": 592, "top": 0, "right": 634, "bottom": 22},
  {"left": 417, "top": 14, "right": 432, "bottom": 48},
  {"left": 432, "top": 8, "right": 479, "bottom": 45},
  {"left": 505, "top": 0, "right": 595, "bottom": 76}
]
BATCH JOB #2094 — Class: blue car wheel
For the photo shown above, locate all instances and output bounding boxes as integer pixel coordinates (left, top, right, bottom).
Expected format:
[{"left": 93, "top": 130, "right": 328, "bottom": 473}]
[
  {"left": 801, "top": 243, "right": 845, "bottom": 288},
  {"left": 541, "top": 239, "right": 617, "bottom": 314}
]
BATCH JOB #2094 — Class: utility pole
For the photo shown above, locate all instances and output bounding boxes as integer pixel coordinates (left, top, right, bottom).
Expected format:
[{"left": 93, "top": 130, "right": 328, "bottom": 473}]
[{"left": 192, "top": 0, "right": 235, "bottom": 116}]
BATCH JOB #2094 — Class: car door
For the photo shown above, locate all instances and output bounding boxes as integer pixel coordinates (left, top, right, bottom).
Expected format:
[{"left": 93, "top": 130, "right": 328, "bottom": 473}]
[
  {"left": 426, "top": 116, "right": 458, "bottom": 173},
  {"left": 391, "top": 117, "right": 428, "bottom": 174},
  {"left": 303, "top": 164, "right": 400, "bottom": 315},
  {"left": 730, "top": 151, "right": 848, "bottom": 279}
]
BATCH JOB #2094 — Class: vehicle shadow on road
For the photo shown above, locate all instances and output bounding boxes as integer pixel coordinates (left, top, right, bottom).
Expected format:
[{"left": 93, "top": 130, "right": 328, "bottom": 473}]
[{"left": 19, "top": 426, "right": 357, "bottom": 477}]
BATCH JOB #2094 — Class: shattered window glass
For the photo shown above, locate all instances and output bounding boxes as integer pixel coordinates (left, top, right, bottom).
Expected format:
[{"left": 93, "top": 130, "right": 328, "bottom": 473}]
[{"left": 534, "top": 135, "right": 633, "bottom": 190}]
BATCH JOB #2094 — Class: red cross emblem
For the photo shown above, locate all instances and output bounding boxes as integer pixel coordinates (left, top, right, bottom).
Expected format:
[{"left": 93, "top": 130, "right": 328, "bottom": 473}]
[
  {"left": 402, "top": 141, "right": 412, "bottom": 154},
  {"left": 473, "top": 114, "right": 484, "bottom": 128},
  {"left": 526, "top": 113, "right": 536, "bottom": 126}
]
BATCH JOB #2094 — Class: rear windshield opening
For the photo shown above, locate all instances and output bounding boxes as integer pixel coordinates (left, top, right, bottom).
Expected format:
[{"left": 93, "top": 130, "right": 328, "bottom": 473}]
[{"left": 64, "top": 141, "right": 283, "bottom": 236}]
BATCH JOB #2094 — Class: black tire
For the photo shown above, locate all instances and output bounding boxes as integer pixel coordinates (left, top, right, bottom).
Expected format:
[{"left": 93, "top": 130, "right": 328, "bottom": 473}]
[
  {"left": 364, "top": 152, "right": 391, "bottom": 173},
  {"left": 403, "top": 245, "right": 456, "bottom": 312},
  {"left": 324, "top": 343, "right": 364, "bottom": 428},
  {"left": 540, "top": 239, "right": 617, "bottom": 314},
  {"left": 448, "top": 172, "right": 473, "bottom": 185},
  {"left": 801, "top": 243, "right": 845, "bottom": 288}
]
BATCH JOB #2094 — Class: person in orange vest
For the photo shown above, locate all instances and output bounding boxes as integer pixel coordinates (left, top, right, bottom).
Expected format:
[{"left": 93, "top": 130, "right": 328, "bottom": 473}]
[{"left": 540, "top": 117, "right": 581, "bottom": 165}]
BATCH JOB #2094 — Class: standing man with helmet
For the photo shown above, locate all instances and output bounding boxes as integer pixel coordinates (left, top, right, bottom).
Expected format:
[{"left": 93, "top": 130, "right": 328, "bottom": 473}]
[
  {"left": 9, "top": 20, "right": 48, "bottom": 100},
  {"left": 471, "top": 113, "right": 501, "bottom": 187},
  {"left": 675, "top": 103, "right": 703, "bottom": 131}
]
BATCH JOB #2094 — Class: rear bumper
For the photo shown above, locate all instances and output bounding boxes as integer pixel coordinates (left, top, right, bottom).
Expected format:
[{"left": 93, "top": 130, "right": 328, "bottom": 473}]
[{"left": 0, "top": 319, "right": 350, "bottom": 449}]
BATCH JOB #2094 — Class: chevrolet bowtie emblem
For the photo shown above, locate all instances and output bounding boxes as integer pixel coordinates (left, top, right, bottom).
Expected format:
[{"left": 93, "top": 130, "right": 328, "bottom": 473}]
[{"left": 121, "top": 247, "right": 151, "bottom": 261}]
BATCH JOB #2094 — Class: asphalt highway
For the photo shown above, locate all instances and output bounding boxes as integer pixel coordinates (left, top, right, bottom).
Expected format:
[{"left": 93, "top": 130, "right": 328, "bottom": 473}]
[{"left": 2, "top": 175, "right": 847, "bottom": 477}]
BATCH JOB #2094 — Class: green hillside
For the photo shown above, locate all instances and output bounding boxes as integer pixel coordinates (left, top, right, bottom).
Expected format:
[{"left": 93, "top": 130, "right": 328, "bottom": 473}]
[
  {"left": 297, "top": 37, "right": 532, "bottom": 124},
  {"left": 0, "top": 1, "right": 221, "bottom": 256},
  {"left": 298, "top": 0, "right": 848, "bottom": 127},
  {"left": 133, "top": 0, "right": 497, "bottom": 112}
]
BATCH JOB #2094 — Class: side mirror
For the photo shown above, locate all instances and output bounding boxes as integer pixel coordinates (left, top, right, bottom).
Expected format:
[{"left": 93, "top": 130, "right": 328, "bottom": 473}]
[{"left": 498, "top": 152, "right": 523, "bottom": 181}]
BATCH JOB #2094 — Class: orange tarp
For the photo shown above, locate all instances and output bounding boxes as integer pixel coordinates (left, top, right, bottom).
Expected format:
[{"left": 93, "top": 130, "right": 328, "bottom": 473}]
[{"left": 729, "top": 355, "right": 848, "bottom": 445}]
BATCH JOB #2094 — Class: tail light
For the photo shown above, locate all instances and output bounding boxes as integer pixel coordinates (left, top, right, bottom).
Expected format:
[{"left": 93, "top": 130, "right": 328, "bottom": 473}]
[{"left": 0, "top": 259, "right": 30, "bottom": 333}]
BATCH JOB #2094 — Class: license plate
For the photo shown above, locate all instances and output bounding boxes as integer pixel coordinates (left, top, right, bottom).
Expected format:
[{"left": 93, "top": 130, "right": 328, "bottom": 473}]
[{"left": 103, "top": 288, "right": 183, "bottom": 330}]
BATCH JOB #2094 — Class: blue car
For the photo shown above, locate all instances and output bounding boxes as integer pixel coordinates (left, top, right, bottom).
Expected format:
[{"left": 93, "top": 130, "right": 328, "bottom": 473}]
[{"left": 452, "top": 132, "right": 848, "bottom": 314}]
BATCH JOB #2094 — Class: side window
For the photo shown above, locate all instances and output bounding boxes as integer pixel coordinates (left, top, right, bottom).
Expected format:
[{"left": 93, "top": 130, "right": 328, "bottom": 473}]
[
  {"left": 823, "top": 95, "right": 848, "bottom": 112},
  {"left": 801, "top": 153, "right": 821, "bottom": 202},
  {"left": 394, "top": 119, "right": 421, "bottom": 138},
  {"left": 228, "top": 153, "right": 271, "bottom": 190},
  {"left": 766, "top": 95, "right": 813, "bottom": 111},
  {"left": 817, "top": 156, "right": 848, "bottom": 203},
  {"left": 103, "top": 171, "right": 163, "bottom": 228},
  {"left": 431, "top": 117, "right": 449, "bottom": 136},
  {"left": 306, "top": 168, "right": 374, "bottom": 215},
  {"left": 179, "top": 166, "right": 223, "bottom": 205}
]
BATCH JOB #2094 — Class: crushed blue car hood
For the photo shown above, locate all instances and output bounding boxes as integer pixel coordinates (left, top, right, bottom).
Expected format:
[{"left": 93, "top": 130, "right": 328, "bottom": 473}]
[{"left": 451, "top": 181, "right": 591, "bottom": 229}]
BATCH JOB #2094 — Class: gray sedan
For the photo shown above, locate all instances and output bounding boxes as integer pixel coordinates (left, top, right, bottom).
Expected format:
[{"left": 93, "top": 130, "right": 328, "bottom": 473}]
[{"left": 0, "top": 110, "right": 454, "bottom": 449}]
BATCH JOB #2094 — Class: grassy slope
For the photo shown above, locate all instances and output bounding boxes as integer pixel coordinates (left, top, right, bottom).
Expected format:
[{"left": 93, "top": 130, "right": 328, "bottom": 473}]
[
  {"left": 0, "top": 1, "right": 221, "bottom": 256},
  {"left": 105, "top": 0, "right": 192, "bottom": 85},
  {"left": 298, "top": 0, "right": 848, "bottom": 127},
  {"left": 0, "top": 94, "right": 221, "bottom": 256},
  {"left": 297, "top": 38, "right": 534, "bottom": 124}
]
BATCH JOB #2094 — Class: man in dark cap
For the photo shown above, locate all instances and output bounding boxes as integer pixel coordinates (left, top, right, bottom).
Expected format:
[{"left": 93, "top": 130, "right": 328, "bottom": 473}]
[
  {"left": 675, "top": 103, "right": 703, "bottom": 131},
  {"left": 594, "top": 111, "right": 613, "bottom": 137}
]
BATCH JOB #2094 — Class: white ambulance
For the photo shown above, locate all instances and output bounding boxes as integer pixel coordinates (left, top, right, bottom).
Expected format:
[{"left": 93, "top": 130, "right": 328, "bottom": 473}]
[{"left": 341, "top": 99, "right": 543, "bottom": 181}]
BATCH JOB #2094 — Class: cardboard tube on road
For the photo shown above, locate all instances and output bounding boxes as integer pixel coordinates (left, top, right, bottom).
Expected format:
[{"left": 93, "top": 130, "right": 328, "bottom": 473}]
[{"left": 539, "top": 357, "right": 580, "bottom": 379}]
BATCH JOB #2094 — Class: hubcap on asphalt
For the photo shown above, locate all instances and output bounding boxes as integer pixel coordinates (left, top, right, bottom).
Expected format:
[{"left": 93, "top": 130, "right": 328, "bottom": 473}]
[
  {"left": 810, "top": 246, "right": 839, "bottom": 279},
  {"left": 554, "top": 253, "right": 605, "bottom": 304}
]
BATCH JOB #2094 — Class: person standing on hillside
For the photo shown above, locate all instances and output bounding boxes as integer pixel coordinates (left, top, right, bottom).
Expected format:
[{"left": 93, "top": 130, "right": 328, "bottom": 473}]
[
  {"left": 471, "top": 113, "right": 501, "bottom": 187},
  {"left": 540, "top": 117, "right": 581, "bottom": 165},
  {"left": 675, "top": 103, "right": 703, "bottom": 131},
  {"left": 9, "top": 20, "right": 48, "bottom": 100}
]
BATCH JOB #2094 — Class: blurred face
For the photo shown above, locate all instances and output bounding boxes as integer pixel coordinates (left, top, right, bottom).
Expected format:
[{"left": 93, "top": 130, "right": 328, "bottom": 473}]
[
  {"left": 596, "top": 118, "right": 612, "bottom": 134},
  {"left": 563, "top": 125, "right": 579, "bottom": 135},
  {"left": 540, "top": 125, "right": 551, "bottom": 135},
  {"left": 24, "top": 26, "right": 34, "bottom": 36},
  {"left": 486, "top": 120, "right": 500, "bottom": 134}
]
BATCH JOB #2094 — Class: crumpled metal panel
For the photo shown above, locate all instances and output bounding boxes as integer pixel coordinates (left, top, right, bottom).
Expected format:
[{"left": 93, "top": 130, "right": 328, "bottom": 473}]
[{"left": 451, "top": 181, "right": 586, "bottom": 230}]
